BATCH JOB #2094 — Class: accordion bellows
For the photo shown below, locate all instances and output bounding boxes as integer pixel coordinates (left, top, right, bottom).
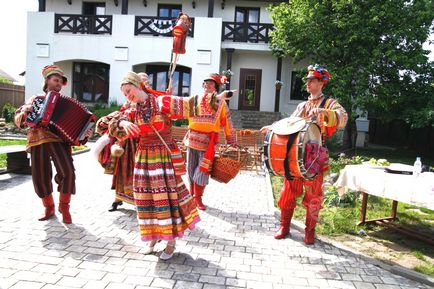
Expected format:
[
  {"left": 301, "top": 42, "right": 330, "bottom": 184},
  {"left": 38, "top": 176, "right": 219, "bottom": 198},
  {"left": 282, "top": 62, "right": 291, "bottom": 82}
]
[{"left": 25, "top": 91, "right": 96, "bottom": 145}]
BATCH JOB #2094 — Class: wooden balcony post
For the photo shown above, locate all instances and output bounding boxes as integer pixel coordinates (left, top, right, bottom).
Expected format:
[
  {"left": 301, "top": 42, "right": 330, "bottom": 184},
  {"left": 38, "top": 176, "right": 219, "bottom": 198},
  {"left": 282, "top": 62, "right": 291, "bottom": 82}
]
[
  {"left": 121, "top": 0, "right": 128, "bottom": 15},
  {"left": 208, "top": 0, "right": 214, "bottom": 17},
  {"left": 225, "top": 48, "right": 234, "bottom": 90},
  {"left": 38, "top": 0, "right": 46, "bottom": 12},
  {"left": 274, "top": 57, "right": 282, "bottom": 112}
]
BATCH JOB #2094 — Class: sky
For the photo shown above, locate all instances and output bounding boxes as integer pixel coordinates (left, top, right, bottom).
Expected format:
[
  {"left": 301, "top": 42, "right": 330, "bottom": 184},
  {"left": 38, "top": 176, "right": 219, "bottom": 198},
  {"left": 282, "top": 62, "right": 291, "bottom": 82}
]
[
  {"left": 0, "top": 0, "right": 38, "bottom": 84},
  {"left": 0, "top": 1, "right": 432, "bottom": 85}
]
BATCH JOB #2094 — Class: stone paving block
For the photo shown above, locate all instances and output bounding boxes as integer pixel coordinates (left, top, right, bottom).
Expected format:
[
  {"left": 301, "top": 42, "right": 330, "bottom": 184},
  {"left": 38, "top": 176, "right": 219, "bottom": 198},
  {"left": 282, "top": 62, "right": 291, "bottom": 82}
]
[
  {"left": 31, "top": 264, "right": 60, "bottom": 274},
  {"left": 225, "top": 277, "right": 246, "bottom": 287},
  {"left": 246, "top": 280, "right": 273, "bottom": 289},
  {"left": 380, "top": 277, "right": 403, "bottom": 285},
  {"left": 174, "top": 280, "right": 204, "bottom": 289},
  {"left": 352, "top": 281, "right": 376, "bottom": 289},
  {"left": 0, "top": 268, "right": 16, "bottom": 279},
  {"left": 327, "top": 280, "right": 357, "bottom": 289},
  {"left": 341, "top": 273, "right": 363, "bottom": 281},
  {"left": 77, "top": 261, "right": 106, "bottom": 271},
  {"left": 105, "top": 283, "right": 135, "bottom": 289},
  {"left": 262, "top": 274, "right": 282, "bottom": 283},
  {"left": 8, "top": 280, "right": 44, "bottom": 289},
  {"left": 172, "top": 272, "right": 201, "bottom": 282},
  {"left": 123, "top": 275, "right": 154, "bottom": 286},
  {"left": 146, "top": 269, "right": 175, "bottom": 279},
  {"left": 225, "top": 263, "right": 251, "bottom": 272},
  {"left": 151, "top": 277, "right": 176, "bottom": 288},
  {"left": 202, "top": 284, "right": 226, "bottom": 289},
  {"left": 373, "top": 284, "right": 402, "bottom": 289},
  {"left": 101, "top": 272, "right": 128, "bottom": 283},
  {"left": 56, "top": 276, "right": 88, "bottom": 288},
  {"left": 57, "top": 267, "right": 81, "bottom": 277},
  {"left": 282, "top": 276, "right": 309, "bottom": 286},
  {"left": 82, "top": 280, "right": 110, "bottom": 289},
  {"left": 37, "top": 273, "right": 63, "bottom": 284},
  {"left": 76, "top": 269, "right": 106, "bottom": 280},
  {"left": 198, "top": 275, "right": 226, "bottom": 285}
]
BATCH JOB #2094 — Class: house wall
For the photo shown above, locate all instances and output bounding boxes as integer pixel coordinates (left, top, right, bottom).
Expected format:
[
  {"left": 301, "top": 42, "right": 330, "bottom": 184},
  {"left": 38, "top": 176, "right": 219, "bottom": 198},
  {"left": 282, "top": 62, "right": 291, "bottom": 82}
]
[
  {"left": 45, "top": 0, "right": 272, "bottom": 22},
  {"left": 26, "top": 12, "right": 221, "bottom": 103},
  {"left": 220, "top": 51, "right": 276, "bottom": 111},
  {"left": 28, "top": 1, "right": 295, "bottom": 113}
]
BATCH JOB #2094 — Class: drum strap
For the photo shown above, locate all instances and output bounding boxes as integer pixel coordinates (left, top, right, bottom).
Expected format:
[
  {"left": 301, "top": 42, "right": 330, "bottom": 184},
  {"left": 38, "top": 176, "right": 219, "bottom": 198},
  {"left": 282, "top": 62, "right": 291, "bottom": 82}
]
[{"left": 283, "top": 133, "right": 297, "bottom": 180}]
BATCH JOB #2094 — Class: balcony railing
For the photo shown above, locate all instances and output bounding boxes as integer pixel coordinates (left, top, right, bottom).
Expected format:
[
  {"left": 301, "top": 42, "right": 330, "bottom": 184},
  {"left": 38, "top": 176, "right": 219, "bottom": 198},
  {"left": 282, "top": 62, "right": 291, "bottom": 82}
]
[
  {"left": 222, "top": 22, "right": 273, "bottom": 43},
  {"left": 135, "top": 16, "right": 194, "bottom": 37},
  {"left": 54, "top": 14, "right": 112, "bottom": 35}
]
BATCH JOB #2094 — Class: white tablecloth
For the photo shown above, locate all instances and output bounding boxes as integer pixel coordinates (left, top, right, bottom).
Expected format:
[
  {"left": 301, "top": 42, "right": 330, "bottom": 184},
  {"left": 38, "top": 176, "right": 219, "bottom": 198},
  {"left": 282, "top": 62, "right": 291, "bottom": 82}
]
[{"left": 334, "top": 164, "right": 434, "bottom": 210}]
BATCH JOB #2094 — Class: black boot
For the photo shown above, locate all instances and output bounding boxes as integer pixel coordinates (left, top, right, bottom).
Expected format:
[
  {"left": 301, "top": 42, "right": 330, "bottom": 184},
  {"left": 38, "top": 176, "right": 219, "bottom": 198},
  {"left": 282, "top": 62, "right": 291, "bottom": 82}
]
[{"left": 108, "top": 201, "right": 123, "bottom": 212}]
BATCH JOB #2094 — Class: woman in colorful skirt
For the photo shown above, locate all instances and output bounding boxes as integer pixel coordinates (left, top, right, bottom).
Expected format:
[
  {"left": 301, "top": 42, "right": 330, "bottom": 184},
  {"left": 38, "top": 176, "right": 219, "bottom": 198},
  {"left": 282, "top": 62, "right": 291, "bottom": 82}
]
[
  {"left": 95, "top": 102, "right": 137, "bottom": 211},
  {"left": 110, "top": 71, "right": 200, "bottom": 260}
]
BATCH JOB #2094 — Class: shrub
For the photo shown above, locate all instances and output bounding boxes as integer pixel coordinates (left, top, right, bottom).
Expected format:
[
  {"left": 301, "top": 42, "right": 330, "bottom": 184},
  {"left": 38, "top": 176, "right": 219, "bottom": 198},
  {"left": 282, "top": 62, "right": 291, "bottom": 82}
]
[
  {"left": 172, "top": 119, "right": 189, "bottom": 127},
  {"left": 91, "top": 103, "right": 122, "bottom": 121},
  {"left": 2, "top": 103, "right": 17, "bottom": 123}
]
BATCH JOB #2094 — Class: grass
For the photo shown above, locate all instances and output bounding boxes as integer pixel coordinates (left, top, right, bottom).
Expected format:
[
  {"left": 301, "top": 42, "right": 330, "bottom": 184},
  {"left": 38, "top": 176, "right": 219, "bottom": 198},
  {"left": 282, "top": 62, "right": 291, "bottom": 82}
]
[
  {"left": 271, "top": 147, "right": 434, "bottom": 277},
  {"left": 0, "top": 139, "right": 88, "bottom": 168}
]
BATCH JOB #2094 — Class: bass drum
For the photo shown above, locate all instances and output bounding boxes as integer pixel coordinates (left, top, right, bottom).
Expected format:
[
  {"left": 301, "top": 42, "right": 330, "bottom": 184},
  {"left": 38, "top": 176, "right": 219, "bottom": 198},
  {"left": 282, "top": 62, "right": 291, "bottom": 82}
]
[{"left": 263, "top": 122, "right": 322, "bottom": 180}]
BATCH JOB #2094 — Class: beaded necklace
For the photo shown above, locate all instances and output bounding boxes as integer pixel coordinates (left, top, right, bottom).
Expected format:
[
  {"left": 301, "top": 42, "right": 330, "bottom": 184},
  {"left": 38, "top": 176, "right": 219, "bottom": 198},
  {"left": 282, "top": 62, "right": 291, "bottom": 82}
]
[{"left": 138, "top": 96, "right": 155, "bottom": 124}]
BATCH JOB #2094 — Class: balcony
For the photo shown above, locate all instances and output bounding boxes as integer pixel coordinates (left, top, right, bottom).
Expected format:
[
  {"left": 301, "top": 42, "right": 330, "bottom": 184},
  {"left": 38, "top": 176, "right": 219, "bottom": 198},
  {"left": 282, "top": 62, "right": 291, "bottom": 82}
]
[
  {"left": 54, "top": 14, "right": 112, "bottom": 34},
  {"left": 134, "top": 16, "right": 195, "bottom": 37},
  {"left": 222, "top": 22, "right": 273, "bottom": 43}
]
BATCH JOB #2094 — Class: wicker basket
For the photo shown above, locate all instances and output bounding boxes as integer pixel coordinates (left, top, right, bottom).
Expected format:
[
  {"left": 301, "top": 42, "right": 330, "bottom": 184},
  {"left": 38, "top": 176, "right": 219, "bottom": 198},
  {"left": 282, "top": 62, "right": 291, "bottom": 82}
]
[
  {"left": 222, "top": 147, "right": 251, "bottom": 169},
  {"left": 211, "top": 147, "right": 241, "bottom": 183}
]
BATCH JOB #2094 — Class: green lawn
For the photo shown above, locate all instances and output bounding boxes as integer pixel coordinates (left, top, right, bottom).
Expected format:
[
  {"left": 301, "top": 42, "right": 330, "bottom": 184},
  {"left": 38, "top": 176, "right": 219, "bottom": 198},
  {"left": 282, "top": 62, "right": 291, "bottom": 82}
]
[
  {"left": 271, "top": 147, "right": 434, "bottom": 277},
  {"left": 0, "top": 139, "right": 88, "bottom": 168}
]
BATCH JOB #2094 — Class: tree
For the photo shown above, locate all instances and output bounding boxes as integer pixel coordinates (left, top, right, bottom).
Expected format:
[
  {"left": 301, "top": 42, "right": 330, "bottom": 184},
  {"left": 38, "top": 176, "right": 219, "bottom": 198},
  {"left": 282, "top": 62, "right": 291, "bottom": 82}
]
[
  {"left": 269, "top": 0, "right": 434, "bottom": 147},
  {"left": 0, "top": 76, "right": 13, "bottom": 84}
]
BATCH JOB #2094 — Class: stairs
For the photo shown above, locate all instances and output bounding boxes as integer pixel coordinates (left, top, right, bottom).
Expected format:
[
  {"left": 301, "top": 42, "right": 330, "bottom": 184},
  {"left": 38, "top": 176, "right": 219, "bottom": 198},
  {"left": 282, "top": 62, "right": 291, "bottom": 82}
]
[{"left": 230, "top": 110, "right": 282, "bottom": 129}]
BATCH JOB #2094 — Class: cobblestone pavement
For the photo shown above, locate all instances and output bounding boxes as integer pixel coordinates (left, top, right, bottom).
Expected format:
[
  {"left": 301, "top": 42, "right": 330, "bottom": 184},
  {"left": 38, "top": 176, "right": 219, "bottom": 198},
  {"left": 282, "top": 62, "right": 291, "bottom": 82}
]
[{"left": 0, "top": 150, "right": 430, "bottom": 289}]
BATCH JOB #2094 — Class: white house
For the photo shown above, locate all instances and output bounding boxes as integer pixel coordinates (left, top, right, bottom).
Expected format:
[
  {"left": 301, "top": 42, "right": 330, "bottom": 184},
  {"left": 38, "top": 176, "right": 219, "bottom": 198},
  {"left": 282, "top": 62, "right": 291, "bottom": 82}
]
[{"left": 26, "top": 0, "right": 309, "bottom": 125}]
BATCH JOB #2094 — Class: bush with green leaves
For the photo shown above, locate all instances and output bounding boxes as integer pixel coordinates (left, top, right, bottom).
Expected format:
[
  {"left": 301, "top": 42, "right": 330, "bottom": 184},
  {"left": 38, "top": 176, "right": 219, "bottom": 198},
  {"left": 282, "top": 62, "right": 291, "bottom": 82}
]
[
  {"left": 2, "top": 103, "right": 17, "bottom": 123},
  {"left": 91, "top": 103, "right": 122, "bottom": 121}
]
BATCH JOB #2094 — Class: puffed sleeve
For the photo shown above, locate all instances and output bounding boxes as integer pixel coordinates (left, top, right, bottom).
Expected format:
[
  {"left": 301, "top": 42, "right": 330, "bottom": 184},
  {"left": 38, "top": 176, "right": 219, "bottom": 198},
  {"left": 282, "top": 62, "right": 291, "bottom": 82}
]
[
  {"left": 159, "top": 95, "right": 194, "bottom": 119},
  {"left": 220, "top": 102, "right": 237, "bottom": 145}
]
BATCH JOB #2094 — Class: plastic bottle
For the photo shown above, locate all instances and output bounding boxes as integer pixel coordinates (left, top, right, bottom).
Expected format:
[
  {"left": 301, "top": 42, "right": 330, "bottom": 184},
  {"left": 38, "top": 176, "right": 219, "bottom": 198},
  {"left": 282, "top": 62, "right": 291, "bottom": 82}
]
[{"left": 413, "top": 157, "right": 422, "bottom": 177}]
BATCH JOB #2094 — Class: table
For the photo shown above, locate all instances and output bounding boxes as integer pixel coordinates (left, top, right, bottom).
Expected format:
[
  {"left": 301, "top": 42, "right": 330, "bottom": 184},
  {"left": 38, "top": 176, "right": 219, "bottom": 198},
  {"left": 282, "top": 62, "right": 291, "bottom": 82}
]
[{"left": 334, "top": 164, "right": 434, "bottom": 245}]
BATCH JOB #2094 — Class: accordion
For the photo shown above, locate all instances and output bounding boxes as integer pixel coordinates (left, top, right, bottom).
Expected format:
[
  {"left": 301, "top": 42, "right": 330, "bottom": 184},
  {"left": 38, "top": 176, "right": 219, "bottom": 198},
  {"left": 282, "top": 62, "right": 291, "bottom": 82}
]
[{"left": 25, "top": 91, "right": 96, "bottom": 146}]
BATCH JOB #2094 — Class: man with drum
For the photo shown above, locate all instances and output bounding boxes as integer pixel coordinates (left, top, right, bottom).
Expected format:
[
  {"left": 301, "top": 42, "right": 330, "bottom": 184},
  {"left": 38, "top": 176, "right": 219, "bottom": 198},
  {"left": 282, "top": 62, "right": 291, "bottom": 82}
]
[
  {"left": 14, "top": 65, "right": 92, "bottom": 224},
  {"left": 261, "top": 64, "right": 347, "bottom": 244}
]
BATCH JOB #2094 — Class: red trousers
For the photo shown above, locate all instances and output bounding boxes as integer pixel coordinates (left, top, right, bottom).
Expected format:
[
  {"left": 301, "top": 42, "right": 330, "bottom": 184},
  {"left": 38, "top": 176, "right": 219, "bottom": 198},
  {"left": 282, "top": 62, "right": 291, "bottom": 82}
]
[{"left": 277, "top": 173, "right": 323, "bottom": 229}]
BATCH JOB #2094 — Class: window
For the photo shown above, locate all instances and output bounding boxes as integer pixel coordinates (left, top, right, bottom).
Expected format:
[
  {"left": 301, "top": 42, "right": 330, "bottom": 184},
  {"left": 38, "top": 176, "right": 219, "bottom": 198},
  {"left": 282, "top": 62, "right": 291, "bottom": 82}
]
[
  {"left": 234, "top": 7, "right": 260, "bottom": 42},
  {"left": 235, "top": 7, "right": 260, "bottom": 23},
  {"left": 146, "top": 65, "right": 190, "bottom": 96},
  {"left": 83, "top": 2, "right": 105, "bottom": 15},
  {"left": 72, "top": 62, "right": 110, "bottom": 103},
  {"left": 290, "top": 71, "right": 309, "bottom": 101},
  {"left": 158, "top": 4, "right": 182, "bottom": 18}
]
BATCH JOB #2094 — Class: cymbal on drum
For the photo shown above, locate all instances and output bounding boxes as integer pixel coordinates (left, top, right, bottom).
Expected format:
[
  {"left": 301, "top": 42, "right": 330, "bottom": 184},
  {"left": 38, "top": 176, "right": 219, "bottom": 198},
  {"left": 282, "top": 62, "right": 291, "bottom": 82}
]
[{"left": 271, "top": 117, "right": 306, "bottom": 135}]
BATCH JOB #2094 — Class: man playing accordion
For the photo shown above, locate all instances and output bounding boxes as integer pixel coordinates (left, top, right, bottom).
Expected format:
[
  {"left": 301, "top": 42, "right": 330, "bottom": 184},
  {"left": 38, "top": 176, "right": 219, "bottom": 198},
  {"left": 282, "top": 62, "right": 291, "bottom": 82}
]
[{"left": 14, "top": 65, "right": 92, "bottom": 224}]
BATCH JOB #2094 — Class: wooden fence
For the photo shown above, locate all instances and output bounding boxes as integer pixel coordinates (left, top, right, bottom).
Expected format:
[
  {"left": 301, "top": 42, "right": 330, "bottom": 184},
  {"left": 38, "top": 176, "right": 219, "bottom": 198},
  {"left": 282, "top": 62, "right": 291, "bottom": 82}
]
[{"left": 0, "top": 83, "right": 25, "bottom": 112}]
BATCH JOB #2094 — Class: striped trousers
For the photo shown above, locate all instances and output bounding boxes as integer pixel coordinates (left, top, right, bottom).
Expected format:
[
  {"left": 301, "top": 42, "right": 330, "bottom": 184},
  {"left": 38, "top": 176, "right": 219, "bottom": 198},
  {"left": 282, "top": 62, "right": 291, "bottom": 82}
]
[
  {"left": 30, "top": 142, "right": 76, "bottom": 198},
  {"left": 187, "top": 148, "right": 209, "bottom": 186}
]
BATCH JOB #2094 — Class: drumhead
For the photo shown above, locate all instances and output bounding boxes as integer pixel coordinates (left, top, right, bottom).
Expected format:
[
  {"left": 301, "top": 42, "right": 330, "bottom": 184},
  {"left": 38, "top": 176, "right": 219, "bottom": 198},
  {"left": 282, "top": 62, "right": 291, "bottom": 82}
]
[{"left": 271, "top": 117, "right": 306, "bottom": 135}]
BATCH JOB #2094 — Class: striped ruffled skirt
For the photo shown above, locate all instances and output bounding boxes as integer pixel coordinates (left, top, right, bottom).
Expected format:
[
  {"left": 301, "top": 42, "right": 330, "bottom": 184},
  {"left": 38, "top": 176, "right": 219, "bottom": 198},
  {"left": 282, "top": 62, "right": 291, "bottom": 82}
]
[{"left": 133, "top": 132, "right": 200, "bottom": 241}]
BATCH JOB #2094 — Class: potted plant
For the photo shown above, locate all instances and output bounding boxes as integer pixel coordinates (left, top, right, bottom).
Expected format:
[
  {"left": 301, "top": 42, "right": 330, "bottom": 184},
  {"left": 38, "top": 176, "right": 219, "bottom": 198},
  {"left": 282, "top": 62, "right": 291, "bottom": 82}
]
[
  {"left": 275, "top": 80, "right": 284, "bottom": 90},
  {"left": 222, "top": 69, "right": 234, "bottom": 79}
]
